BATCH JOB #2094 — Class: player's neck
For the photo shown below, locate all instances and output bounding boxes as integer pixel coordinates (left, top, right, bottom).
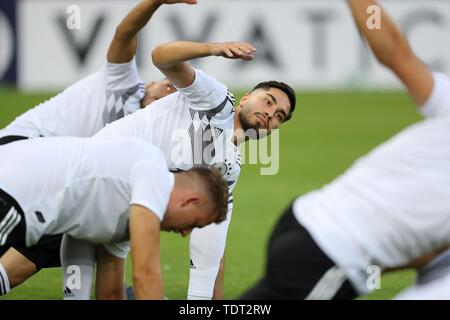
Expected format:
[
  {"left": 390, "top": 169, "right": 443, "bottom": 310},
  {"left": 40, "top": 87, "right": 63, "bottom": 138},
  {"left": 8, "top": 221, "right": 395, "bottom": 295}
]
[{"left": 232, "top": 113, "right": 245, "bottom": 145}]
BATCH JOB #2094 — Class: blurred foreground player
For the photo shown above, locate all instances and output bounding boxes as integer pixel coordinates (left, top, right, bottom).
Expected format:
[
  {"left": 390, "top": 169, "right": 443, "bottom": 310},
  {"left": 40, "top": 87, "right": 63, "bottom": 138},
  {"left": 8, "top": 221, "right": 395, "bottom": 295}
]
[{"left": 241, "top": 0, "right": 450, "bottom": 299}]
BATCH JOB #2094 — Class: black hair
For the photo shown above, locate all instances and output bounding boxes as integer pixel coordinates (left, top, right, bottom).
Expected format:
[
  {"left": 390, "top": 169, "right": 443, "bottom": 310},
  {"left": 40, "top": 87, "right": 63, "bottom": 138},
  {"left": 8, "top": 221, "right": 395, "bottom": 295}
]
[
  {"left": 188, "top": 167, "right": 229, "bottom": 223},
  {"left": 251, "top": 81, "right": 297, "bottom": 121}
]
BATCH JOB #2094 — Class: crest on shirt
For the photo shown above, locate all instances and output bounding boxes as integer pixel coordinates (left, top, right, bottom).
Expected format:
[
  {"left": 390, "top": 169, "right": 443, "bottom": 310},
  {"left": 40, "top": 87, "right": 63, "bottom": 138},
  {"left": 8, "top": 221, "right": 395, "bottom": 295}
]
[{"left": 212, "top": 162, "right": 228, "bottom": 176}]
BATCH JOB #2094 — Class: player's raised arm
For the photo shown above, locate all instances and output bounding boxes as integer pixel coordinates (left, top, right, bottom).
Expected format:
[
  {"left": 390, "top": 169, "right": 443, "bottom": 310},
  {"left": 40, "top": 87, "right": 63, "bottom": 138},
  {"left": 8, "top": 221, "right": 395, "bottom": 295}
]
[
  {"left": 347, "top": 0, "right": 434, "bottom": 106},
  {"left": 107, "top": 0, "right": 197, "bottom": 64},
  {"left": 151, "top": 41, "right": 256, "bottom": 88},
  {"left": 129, "top": 204, "right": 163, "bottom": 299}
]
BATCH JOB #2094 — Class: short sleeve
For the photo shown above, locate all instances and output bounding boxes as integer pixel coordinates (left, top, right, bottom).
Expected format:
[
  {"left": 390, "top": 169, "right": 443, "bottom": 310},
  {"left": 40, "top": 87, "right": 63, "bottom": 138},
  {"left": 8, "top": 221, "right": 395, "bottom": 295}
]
[
  {"left": 103, "top": 242, "right": 130, "bottom": 259},
  {"left": 129, "top": 161, "right": 175, "bottom": 221},
  {"left": 420, "top": 72, "right": 450, "bottom": 119},
  {"left": 176, "top": 69, "right": 230, "bottom": 112},
  {"left": 104, "top": 57, "right": 145, "bottom": 115}
]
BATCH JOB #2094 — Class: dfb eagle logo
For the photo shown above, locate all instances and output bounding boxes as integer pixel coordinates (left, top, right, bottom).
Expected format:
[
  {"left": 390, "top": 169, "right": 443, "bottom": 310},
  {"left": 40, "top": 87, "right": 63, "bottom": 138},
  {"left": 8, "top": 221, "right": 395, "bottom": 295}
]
[{"left": 212, "top": 162, "right": 228, "bottom": 176}]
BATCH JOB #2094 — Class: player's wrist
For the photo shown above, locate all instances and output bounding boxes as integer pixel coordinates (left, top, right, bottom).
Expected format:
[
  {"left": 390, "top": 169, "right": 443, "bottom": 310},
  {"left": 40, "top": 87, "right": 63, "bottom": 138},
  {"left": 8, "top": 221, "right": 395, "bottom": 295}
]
[{"left": 208, "top": 43, "right": 221, "bottom": 57}]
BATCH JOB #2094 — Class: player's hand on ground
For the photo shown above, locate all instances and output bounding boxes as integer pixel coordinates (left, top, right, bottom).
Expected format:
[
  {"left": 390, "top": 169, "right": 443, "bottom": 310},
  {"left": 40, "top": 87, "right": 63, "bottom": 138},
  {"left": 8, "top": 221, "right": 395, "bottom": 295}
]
[
  {"left": 209, "top": 42, "right": 256, "bottom": 61},
  {"left": 154, "top": 0, "right": 198, "bottom": 5}
]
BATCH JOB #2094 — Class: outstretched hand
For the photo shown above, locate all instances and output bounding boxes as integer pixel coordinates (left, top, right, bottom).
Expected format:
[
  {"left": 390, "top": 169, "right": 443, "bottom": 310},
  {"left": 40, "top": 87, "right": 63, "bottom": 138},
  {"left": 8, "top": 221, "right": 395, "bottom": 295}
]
[
  {"left": 210, "top": 42, "right": 256, "bottom": 61},
  {"left": 155, "top": 0, "right": 198, "bottom": 5}
]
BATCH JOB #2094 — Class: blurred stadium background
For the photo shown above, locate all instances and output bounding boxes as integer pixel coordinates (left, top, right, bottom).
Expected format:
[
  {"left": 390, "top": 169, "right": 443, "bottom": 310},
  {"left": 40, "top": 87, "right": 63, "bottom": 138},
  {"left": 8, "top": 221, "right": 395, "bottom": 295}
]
[{"left": 1, "top": 0, "right": 448, "bottom": 299}]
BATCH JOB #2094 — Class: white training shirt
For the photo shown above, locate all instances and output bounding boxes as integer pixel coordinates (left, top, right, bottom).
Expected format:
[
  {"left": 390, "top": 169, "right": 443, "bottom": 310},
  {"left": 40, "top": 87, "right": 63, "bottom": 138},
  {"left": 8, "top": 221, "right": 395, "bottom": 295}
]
[
  {"left": 293, "top": 72, "right": 450, "bottom": 295},
  {"left": 0, "top": 58, "right": 144, "bottom": 139},
  {"left": 0, "top": 137, "right": 174, "bottom": 248},
  {"left": 95, "top": 68, "right": 241, "bottom": 184},
  {"left": 394, "top": 270, "right": 450, "bottom": 300},
  {"left": 94, "top": 68, "right": 240, "bottom": 258}
]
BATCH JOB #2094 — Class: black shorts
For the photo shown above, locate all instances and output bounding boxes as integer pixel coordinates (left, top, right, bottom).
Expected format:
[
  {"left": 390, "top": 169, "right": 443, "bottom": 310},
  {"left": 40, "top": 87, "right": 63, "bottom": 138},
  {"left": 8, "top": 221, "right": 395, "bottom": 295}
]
[
  {"left": 240, "top": 202, "right": 357, "bottom": 300},
  {"left": 0, "top": 135, "right": 28, "bottom": 146},
  {"left": 0, "top": 188, "right": 62, "bottom": 270},
  {"left": 0, "top": 189, "right": 27, "bottom": 250},
  {"left": 12, "top": 235, "right": 62, "bottom": 270},
  {"left": 0, "top": 134, "right": 63, "bottom": 270}
]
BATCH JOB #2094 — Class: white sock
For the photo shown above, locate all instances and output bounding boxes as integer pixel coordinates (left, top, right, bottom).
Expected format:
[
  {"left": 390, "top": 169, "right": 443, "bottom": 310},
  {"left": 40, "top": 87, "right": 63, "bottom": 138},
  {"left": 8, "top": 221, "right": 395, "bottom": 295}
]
[
  {"left": 187, "top": 267, "right": 219, "bottom": 300},
  {"left": 0, "top": 263, "right": 11, "bottom": 295},
  {"left": 188, "top": 216, "right": 231, "bottom": 300},
  {"left": 60, "top": 235, "right": 96, "bottom": 300},
  {"left": 188, "top": 294, "right": 211, "bottom": 300}
]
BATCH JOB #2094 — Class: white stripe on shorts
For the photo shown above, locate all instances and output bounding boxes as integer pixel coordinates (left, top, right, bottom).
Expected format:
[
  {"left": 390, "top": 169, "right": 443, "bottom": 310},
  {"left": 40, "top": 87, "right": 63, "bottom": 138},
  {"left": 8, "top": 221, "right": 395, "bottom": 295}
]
[
  {"left": 305, "top": 266, "right": 347, "bottom": 300},
  {"left": 0, "top": 207, "right": 21, "bottom": 245}
]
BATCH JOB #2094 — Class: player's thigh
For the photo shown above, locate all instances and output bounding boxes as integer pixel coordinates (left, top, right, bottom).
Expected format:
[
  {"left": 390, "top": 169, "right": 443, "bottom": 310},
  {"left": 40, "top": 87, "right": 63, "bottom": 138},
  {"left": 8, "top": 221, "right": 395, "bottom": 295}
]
[
  {"left": 13, "top": 234, "right": 63, "bottom": 271},
  {"left": 0, "top": 188, "right": 34, "bottom": 287},
  {"left": 265, "top": 204, "right": 356, "bottom": 299}
]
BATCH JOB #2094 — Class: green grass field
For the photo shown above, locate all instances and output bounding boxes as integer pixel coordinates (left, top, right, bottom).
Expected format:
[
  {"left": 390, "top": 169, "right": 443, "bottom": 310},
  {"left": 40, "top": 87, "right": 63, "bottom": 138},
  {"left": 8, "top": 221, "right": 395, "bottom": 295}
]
[{"left": 0, "top": 88, "right": 419, "bottom": 300}]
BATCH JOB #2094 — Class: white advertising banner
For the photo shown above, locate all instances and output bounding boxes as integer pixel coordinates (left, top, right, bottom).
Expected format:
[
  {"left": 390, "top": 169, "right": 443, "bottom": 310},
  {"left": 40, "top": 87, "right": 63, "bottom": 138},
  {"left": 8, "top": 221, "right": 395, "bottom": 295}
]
[{"left": 18, "top": 0, "right": 450, "bottom": 90}]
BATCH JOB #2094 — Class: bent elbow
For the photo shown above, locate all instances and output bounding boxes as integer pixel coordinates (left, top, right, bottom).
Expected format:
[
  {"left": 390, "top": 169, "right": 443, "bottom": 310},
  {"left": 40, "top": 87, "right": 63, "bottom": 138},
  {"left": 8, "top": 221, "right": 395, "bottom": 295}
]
[{"left": 151, "top": 45, "right": 166, "bottom": 68}]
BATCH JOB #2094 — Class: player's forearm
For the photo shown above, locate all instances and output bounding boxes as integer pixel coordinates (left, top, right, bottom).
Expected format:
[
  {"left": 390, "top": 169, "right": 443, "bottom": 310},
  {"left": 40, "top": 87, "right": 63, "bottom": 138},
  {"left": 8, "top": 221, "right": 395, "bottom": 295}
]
[
  {"left": 107, "top": 0, "right": 161, "bottom": 63},
  {"left": 212, "top": 257, "right": 225, "bottom": 300},
  {"left": 115, "top": 0, "right": 161, "bottom": 40},
  {"left": 130, "top": 206, "right": 164, "bottom": 299},
  {"left": 133, "top": 272, "right": 164, "bottom": 299},
  {"left": 152, "top": 41, "right": 213, "bottom": 68},
  {"left": 347, "top": 0, "right": 412, "bottom": 67}
]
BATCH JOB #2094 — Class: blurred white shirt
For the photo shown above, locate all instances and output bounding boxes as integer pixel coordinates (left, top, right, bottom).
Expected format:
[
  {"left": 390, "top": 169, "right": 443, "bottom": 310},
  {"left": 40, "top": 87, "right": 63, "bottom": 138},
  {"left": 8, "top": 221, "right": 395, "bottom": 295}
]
[
  {"left": 0, "top": 58, "right": 144, "bottom": 139},
  {"left": 0, "top": 137, "right": 173, "bottom": 247},
  {"left": 294, "top": 72, "right": 450, "bottom": 294}
]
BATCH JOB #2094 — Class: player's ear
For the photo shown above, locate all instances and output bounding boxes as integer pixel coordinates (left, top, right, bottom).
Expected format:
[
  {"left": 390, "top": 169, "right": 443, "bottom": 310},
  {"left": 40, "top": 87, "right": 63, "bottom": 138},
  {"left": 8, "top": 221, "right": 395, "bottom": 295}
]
[
  {"left": 145, "top": 81, "right": 156, "bottom": 90},
  {"left": 237, "top": 93, "right": 250, "bottom": 108},
  {"left": 181, "top": 194, "right": 200, "bottom": 208}
]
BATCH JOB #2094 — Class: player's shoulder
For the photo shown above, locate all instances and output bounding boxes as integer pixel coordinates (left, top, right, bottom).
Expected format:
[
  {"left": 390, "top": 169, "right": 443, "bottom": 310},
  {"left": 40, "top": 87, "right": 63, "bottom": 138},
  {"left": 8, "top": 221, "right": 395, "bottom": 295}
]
[
  {"left": 100, "top": 137, "right": 162, "bottom": 159},
  {"left": 142, "top": 90, "right": 184, "bottom": 111},
  {"left": 427, "top": 72, "right": 450, "bottom": 99},
  {"left": 178, "top": 68, "right": 229, "bottom": 99},
  {"left": 420, "top": 72, "right": 450, "bottom": 118},
  {"left": 123, "top": 137, "right": 163, "bottom": 154},
  {"left": 210, "top": 88, "right": 236, "bottom": 116},
  {"left": 193, "top": 68, "right": 225, "bottom": 86}
]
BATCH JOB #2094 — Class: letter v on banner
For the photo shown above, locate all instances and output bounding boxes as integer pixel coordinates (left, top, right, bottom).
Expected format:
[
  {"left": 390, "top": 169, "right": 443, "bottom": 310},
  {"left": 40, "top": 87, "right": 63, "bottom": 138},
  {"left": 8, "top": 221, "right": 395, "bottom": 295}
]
[
  {"left": 56, "top": 11, "right": 106, "bottom": 67},
  {"left": 0, "top": 0, "right": 17, "bottom": 85}
]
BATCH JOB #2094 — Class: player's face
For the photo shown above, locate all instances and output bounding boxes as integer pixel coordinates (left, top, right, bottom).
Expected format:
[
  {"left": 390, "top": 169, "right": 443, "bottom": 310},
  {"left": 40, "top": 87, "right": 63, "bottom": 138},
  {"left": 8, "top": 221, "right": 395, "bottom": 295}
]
[
  {"left": 161, "top": 196, "right": 217, "bottom": 237},
  {"left": 140, "top": 79, "right": 177, "bottom": 107},
  {"left": 236, "top": 87, "right": 291, "bottom": 138}
]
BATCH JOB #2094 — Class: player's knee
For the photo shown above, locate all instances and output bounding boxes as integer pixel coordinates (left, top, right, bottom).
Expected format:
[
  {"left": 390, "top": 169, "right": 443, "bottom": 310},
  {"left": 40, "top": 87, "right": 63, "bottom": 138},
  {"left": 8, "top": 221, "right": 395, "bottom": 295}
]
[
  {"left": 0, "top": 249, "right": 37, "bottom": 289},
  {"left": 0, "top": 263, "right": 11, "bottom": 295},
  {"left": 5, "top": 263, "right": 37, "bottom": 288}
]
